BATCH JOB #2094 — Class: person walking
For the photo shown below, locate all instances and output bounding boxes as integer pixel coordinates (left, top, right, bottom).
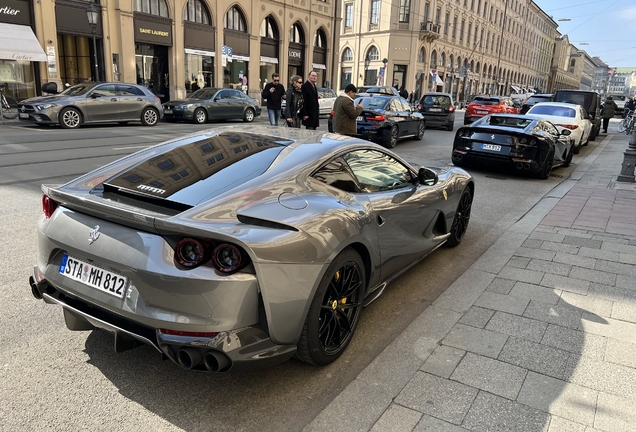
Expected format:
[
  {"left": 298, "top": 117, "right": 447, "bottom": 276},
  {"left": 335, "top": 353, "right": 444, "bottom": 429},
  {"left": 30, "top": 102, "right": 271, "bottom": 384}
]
[
  {"left": 261, "top": 73, "right": 286, "bottom": 126},
  {"left": 332, "top": 84, "right": 363, "bottom": 136},
  {"left": 601, "top": 95, "right": 618, "bottom": 133},
  {"left": 301, "top": 71, "right": 320, "bottom": 130},
  {"left": 285, "top": 75, "right": 304, "bottom": 128}
]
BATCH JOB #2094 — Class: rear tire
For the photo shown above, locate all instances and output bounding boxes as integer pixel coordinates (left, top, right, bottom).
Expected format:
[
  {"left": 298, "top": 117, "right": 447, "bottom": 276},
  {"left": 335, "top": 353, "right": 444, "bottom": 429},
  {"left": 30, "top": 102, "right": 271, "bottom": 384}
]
[
  {"left": 537, "top": 148, "right": 554, "bottom": 179},
  {"left": 446, "top": 186, "right": 472, "bottom": 247},
  {"left": 295, "top": 248, "right": 366, "bottom": 366},
  {"left": 588, "top": 126, "right": 597, "bottom": 142},
  {"left": 383, "top": 126, "right": 398, "bottom": 148}
]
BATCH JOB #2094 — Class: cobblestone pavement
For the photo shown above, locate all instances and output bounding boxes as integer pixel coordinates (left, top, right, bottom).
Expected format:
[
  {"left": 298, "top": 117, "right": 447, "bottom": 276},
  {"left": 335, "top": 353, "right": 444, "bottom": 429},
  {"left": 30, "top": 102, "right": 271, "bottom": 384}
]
[{"left": 305, "top": 129, "right": 636, "bottom": 432}]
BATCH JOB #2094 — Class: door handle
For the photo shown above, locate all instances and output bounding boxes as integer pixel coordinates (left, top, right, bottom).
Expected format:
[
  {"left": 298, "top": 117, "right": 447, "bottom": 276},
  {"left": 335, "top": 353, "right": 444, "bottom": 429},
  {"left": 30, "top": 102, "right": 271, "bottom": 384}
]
[
  {"left": 137, "top": 98, "right": 143, "bottom": 101},
  {"left": 110, "top": 98, "right": 117, "bottom": 102},
  {"left": 377, "top": 215, "right": 386, "bottom": 226}
]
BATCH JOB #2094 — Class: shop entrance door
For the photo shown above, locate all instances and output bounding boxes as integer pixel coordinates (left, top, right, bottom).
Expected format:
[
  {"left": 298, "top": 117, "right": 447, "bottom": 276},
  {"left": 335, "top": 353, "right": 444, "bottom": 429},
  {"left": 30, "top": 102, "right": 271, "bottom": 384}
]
[{"left": 135, "top": 44, "right": 169, "bottom": 102}]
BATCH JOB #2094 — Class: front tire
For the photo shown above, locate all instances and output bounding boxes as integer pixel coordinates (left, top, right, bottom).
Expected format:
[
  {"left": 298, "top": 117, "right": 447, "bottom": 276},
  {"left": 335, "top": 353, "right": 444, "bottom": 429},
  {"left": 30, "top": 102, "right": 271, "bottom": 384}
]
[
  {"left": 243, "top": 107, "right": 255, "bottom": 122},
  {"left": 141, "top": 107, "right": 159, "bottom": 126},
  {"left": 296, "top": 248, "right": 366, "bottom": 366},
  {"left": 416, "top": 121, "right": 425, "bottom": 140},
  {"left": 446, "top": 186, "right": 472, "bottom": 247},
  {"left": 59, "top": 107, "right": 82, "bottom": 129},
  {"left": 193, "top": 108, "right": 207, "bottom": 124}
]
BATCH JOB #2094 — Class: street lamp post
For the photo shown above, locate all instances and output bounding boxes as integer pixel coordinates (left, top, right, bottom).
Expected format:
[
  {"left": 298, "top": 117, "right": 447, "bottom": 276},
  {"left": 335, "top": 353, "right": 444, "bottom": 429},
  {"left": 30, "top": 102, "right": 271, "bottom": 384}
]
[{"left": 86, "top": 1, "right": 99, "bottom": 81}]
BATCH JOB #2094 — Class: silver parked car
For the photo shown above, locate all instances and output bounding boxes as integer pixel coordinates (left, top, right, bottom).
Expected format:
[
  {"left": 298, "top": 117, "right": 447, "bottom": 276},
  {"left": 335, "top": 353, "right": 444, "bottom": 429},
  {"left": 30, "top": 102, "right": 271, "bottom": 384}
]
[
  {"left": 29, "top": 126, "right": 474, "bottom": 372},
  {"left": 18, "top": 82, "right": 162, "bottom": 128}
]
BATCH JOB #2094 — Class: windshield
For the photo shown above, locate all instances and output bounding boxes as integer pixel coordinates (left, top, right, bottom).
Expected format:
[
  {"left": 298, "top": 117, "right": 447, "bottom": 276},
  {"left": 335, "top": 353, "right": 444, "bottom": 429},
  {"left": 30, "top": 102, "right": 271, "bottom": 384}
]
[
  {"left": 472, "top": 97, "right": 501, "bottom": 105},
  {"left": 355, "top": 97, "right": 390, "bottom": 110},
  {"left": 60, "top": 84, "right": 93, "bottom": 96},
  {"left": 188, "top": 89, "right": 218, "bottom": 99}
]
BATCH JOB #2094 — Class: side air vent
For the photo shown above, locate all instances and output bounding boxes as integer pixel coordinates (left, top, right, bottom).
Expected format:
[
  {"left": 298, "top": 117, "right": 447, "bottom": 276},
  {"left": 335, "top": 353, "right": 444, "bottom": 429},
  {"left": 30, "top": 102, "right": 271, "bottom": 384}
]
[{"left": 237, "top": 215, "right": 298, "bottom": 231}]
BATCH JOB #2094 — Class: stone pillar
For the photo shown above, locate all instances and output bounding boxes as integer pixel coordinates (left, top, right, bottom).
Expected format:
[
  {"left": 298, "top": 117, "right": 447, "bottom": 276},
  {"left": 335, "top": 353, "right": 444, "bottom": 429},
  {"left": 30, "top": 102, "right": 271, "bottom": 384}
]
[{"left": 617, "top": 128, "right": 636, "bottom": 183}]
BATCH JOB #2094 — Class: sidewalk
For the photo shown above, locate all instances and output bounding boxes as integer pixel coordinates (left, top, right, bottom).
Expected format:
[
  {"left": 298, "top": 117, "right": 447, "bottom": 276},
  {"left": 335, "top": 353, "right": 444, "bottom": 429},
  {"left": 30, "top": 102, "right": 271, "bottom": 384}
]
[{"left": 305, "top": 130, "right": 636, "bottom": 432}]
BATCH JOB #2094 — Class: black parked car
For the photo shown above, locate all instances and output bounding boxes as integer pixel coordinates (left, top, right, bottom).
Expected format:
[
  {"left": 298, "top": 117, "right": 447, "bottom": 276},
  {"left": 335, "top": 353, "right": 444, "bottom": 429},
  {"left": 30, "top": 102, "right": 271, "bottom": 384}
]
[
  {"left": 328, "top": 95, "right": 425, "bottom": 148},
  {"left": 162, "top": 88, "right": 261, "bottom": 123},
  {"left": 451, "top": 114, "right": 573, "bottom": 179},
  {"left": 417, "top": 92, "right": 456, "bottom": 131},
  {"left": 520, "top": 94, "right": 553, "bottom": 114},
  {"left": 354, "top": 86, "right": 400, "bottom": 98}
]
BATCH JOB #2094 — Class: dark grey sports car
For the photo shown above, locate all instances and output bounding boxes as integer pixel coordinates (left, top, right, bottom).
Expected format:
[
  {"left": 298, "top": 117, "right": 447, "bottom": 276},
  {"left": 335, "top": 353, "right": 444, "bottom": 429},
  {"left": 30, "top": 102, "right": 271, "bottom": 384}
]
[
  {"left": 29, "top": 126, "right": 474, "bottom": 372},
  {"left": 162, "top": 87, "right": 261, "bottom": 123}
]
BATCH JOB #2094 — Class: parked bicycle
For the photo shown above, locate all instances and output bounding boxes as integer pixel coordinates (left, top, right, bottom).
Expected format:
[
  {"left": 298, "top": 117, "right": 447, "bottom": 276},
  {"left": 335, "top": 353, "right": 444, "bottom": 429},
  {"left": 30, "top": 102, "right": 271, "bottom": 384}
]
[
  {"left": 1, "top": 83, "right": 19, "bottom": 120},
  {"left": 617, "top": 109, "right": 635, "bottom": 135}
]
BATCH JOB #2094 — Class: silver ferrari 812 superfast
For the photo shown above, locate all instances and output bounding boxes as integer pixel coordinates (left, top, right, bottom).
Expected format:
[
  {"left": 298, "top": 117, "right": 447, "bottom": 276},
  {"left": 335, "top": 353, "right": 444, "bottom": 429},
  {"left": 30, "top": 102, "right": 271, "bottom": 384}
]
[{"left": 29, "top": 126, "right": 474, "bottom": 372}]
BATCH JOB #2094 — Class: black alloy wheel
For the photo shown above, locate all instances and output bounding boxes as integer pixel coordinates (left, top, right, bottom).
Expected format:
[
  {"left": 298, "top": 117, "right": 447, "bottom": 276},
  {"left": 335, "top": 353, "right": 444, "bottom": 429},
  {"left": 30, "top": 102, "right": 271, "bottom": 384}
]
[
  {"left": 417, "top": 122, "right": 425, "bottom": 140},
  {"left": 384, "top": 125, "right": 399, "bottom": 148},
  {"left": 296, "top": 248, "right": 365, "bottom": 366},
  {"left": 446, "top": 186, "right": 472, "bottom": 247},
  {"left": 193, "top": 108, "right": 207, "bottom": 124}
]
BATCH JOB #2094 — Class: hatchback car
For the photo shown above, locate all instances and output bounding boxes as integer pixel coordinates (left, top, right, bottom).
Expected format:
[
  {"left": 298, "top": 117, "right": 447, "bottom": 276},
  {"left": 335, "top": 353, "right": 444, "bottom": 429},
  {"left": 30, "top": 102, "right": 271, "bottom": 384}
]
[
  {"left": 18, "top": 82, "right": 162, "bottom": 129},
  {"left": 464, "top": 95, "right": 519, "bottom": 124},
  {"left": 526, "top": 102, "right": 591, "bottom": 153},
  {"left": 417, "top": 92, "right": 456, "bottom": 131},
  {"left": 520, "top": 94, "right": 553, "bottom": 114},
  {"left": 328, "top": 95, "right": 425, "bottom": 147},
  {"left": 452, "top": 114, "right": 573, "bottom": 179},
  {"left": 163, "top": 88, "right": 261, "bottom": 123},
  {"left": 29, "top": 126, "right": 474, "bottom": 372}
]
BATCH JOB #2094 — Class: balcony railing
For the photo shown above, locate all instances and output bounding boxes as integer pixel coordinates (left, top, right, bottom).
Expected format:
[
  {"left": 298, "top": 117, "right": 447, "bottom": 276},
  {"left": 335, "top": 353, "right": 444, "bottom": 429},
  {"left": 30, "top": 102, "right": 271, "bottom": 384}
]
[{"left": 420, "top": 21, "right": 441, "bottom": 42}]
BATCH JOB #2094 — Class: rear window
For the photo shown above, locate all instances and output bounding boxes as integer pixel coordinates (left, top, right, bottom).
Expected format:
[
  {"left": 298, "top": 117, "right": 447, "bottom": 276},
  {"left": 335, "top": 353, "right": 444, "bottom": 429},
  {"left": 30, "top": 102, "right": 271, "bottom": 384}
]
[
  {"left": 528, "top": 105, "right": 575, "bottom": 118},
  {"left": 356, "top": 97, "right": 390, "bottom": 110},
  {"left": 423, "top": 95, "right": 452, "bottom": 107},
  {"left": 472, "top": 97, "right": 501, "bottom": 105},
  {"left": 554, "top": 91, "right": 595, "bottom": 110},
  {"left": 525, "top": 96, "right": 552, "bottom": 104},
  {"left": 609, "top": 95, "right": 626, "bottom": 102}
]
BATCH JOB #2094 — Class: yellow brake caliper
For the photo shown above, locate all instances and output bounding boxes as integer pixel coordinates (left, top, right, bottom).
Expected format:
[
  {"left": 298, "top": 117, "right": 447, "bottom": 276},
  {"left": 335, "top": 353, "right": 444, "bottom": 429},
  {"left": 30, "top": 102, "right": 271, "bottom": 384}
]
[{"left": 333, "top": 270, "right": 347, "bottom": 311}]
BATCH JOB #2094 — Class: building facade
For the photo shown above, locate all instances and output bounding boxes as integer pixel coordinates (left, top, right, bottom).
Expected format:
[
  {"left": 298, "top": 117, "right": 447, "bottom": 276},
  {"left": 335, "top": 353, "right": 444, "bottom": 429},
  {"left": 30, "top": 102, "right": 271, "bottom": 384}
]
[
  {"left": 337, "top": 0, "right": 558, "bottom": 104},
  {"left": 591, "top": 56, "right": 610, "bottom": 95},
  {"left": 1, "top": 0, "right": 339, "bottom": 102},
  {"left": 547, "top": 35, "right": 579, "bottom": 92}
]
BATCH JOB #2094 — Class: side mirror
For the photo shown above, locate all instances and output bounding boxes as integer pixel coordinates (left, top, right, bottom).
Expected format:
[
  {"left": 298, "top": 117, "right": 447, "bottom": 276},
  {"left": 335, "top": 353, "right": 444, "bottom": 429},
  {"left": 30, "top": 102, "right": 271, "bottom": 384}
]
[
  {"left": 418, "top": 167, "right": 438, "bottom": 186},
  {"left": 560, "top": 129, "right": 572, "bottom": 137},
  {"left": 41, "top": 82, "right": 59, "bottom": 94},
  {"left": 90, "top": 93, "right": 100, "bottom": 98}
]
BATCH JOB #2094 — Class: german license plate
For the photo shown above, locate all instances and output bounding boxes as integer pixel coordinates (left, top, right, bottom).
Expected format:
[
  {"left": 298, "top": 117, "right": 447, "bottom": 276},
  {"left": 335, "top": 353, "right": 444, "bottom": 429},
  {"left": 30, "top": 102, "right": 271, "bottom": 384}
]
[
  {"left": 59, "top": 254, "right": 128, "bottom": 299},
  {"left": 429, "top": 108, "right": 442, "bottom": 112},
  {"left": 19, "top": 113, "right": 29, "bottom": 119},
  {"left": 356, "top": 116, "right": 363, "bottom": 121},
  {"left": 481, "top": 143, "right": 501, "bottom": 151},
  {"left": 476, "top": 110, "right": 488, "bottom": 114},
  {"left": 164, "top": 109, "right": 173, "bottom": 114}
]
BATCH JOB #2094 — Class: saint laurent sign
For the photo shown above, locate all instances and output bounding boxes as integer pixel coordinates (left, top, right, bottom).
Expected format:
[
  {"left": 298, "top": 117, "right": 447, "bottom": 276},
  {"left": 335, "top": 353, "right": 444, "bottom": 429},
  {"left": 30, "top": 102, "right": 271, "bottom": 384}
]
[{"left": 134, "top": 17, "right": 172, "bottom": 46}]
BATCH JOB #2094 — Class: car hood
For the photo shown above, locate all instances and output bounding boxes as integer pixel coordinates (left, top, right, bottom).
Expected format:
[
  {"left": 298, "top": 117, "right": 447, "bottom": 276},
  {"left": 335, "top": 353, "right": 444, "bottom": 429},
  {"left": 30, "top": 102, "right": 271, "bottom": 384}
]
[
  {"left": 164, "top": 98, "right": 207, "bottom": 105},
  {"left": 20, "top": 95, "right": 72, "bottom": 104}
]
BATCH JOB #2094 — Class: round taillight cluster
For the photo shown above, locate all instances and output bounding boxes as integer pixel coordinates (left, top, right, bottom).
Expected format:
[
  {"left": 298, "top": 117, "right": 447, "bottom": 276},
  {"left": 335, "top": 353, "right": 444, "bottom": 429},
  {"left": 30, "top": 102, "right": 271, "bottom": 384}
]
[
  {"left": 174, "top": 238, "right": 247, "bottom": 274},
  {"left": 42, "top": 194, "right": 58, "bottom": 219},
  {"left": 448, "top": 105, "right": 455, "bottom": 113}
]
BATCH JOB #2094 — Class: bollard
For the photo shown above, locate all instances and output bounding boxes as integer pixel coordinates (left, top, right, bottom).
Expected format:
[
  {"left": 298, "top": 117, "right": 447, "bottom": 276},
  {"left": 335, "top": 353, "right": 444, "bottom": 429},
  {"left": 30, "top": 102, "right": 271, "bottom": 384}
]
[{"left": 617, "top": 126, "right": 636, "bottom": 182}]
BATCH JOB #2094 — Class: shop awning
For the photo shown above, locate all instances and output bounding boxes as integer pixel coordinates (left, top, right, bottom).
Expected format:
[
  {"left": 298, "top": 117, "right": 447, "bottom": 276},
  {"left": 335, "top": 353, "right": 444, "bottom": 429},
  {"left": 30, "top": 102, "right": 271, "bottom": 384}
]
[
  {"left": 312, "top": 63, "right": 326, "bottom": 70},
  {"left": 0, "top": 23, "right": 46, "bottom": 62},
  {"left": 430, "top": 70, "right": 443, "bottom": 85},
  {"left": 510, "top": 85, "right": 521, "bottom": 93}
]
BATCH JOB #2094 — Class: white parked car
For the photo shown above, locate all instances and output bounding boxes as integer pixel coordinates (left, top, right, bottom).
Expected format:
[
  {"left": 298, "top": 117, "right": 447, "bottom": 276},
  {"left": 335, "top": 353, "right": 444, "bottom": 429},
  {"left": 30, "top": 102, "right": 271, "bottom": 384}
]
[{"left": 526, "top": 102, "right": 592, "bottom": 154}]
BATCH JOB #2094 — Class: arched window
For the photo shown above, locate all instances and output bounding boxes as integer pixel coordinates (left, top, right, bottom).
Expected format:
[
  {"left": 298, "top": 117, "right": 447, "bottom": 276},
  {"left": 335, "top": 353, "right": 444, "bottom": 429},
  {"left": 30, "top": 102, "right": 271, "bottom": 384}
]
[
  {"left": 225, "top": 6, "right": 246, "bottom": 32},
  {"left": 430, "top": 50, "right": 437, "bottom": 68},
  {"left": 134, "top": 0, "right": 169, "bottom": 17},
  {"left": 290, "top": 23, "right": 304, "bottom": 44},
  {"left": 366, "top": 46, "right": 379, "bottom": 61},
  {"left": 183, "top": 0, "right": 210, "bottom": 24},
  {"left": 440, "top": 52, "right": 446, "bottom": 67},
  {"left": 417, "top": 47, "right": 426, "bottom": 63},
  {"left": 449, "top": 54, "right": 454, "bottom": 69},
  {"left": 314, "top": 29, "right": 326, "bottom": 48},
  {"left": 342, "top": 47, "right": 353, "bottom": 62},
  {"left": 260, "top": 16, "right": 278, "bottom": 39}
]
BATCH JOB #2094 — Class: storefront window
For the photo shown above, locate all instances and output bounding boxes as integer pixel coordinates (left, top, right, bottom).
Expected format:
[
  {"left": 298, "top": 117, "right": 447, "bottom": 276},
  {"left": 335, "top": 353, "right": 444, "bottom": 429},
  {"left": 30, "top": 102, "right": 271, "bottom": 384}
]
[
  {"left": 259, "top": 62, "right": 277, "bottom": 89},
  {"left": 185, "top": 53, "right": 214, "bottom": 92},
  {"left": 135, "top": 43, "right": 169, "bottom": 101},
  {"left": 223, "top": 60, "right": 248, "bottom": 91},
  {"left": 0, "top": 60, "right": 35, "bottom": 99},
  {"left": 57, "top": 34, "right": 92, "bottom": 86}
]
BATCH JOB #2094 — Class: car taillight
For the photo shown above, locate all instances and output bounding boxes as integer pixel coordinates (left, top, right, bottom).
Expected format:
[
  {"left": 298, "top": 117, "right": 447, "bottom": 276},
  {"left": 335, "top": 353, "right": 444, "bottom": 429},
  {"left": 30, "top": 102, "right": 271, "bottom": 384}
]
[
  {"left": 458, "top": 129, "right": 471, "bottom": 137},
  {"left": 449, "top": 105, "right": 455, "bottom": 112},
  {"left": 366, "top": 114, "right": 386, "bottom": 121},
  {"left": 329, "top": 110, "right": 334, "bottom": 117},
  {"left": 417, "top": 104, "right": 422, "bottom": 110},
  {"left": 494, "top": 105, "right": 505, "bottom": 112},
  {"left": 212, "top": 244, "right": 244, "bottom": 273},
  {"left": 42, "top": 194, "right": 58, "bottom": 219},
  {"left": 155, "top": 96, "right": 161, "bottom": 103},
  {"left": 175, "top": 238, "right": 207, "bottom": 268},
  {"left": 558, "top": 124, "right": 579, "bottom": 130},
  {"left": 514, "top": 137, "right": 537, "bottom": 146}
]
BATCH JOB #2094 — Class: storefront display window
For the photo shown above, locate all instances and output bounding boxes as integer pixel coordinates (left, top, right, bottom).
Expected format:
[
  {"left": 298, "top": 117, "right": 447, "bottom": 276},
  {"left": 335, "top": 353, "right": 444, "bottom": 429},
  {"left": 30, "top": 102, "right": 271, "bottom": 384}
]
[
  {"left": 0, "top": 59, "right": 35, "bottom": 99},
  {"left": 259, "top": 61, "right": 277, "bottom": 89},
  {"left": 57, "top": 34, "right": 92, "bottom": 86},
  {"left": 185, "top": 52, "right": 213, "bottom": 92},
  {"left": 135, "top": 43, "right": 169, "bottom": 101},
  {"left": 223, "top": 59, "right": 248, "bottom": 90}
]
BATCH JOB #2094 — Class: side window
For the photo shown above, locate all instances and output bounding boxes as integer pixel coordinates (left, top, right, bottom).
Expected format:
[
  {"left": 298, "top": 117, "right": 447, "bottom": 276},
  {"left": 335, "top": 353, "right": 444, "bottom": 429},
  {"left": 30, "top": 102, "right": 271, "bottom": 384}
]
[
  {"left": 229, "top": 90, "right": 246, "bottom": 99},
  {"left": 217, "top": 90, "right": 231, "bottom": 99},
  {"left": 118, "top": 85, "right": 144, "bottom": 96},
  {"left": 91, "top": 84, "right": 118, "bottom": 97},
  {"left": 312, "top": 158, "right": 360, "bottom": 193},
  {"left": 343, "top": 149, "right": 414, "bottom": 193},
  {"left": 389, "top": 98, "right": 402, "bottom": 111},
  {"left": 399, "top": 98, "right": 411, "bottom": 110}
]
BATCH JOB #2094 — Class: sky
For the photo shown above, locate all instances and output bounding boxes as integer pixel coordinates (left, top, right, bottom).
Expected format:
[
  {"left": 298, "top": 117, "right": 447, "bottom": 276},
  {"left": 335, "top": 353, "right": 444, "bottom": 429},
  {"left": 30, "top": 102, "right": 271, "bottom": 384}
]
[{"left": 532, "top": 0, "right": 636, "bottom": 68}]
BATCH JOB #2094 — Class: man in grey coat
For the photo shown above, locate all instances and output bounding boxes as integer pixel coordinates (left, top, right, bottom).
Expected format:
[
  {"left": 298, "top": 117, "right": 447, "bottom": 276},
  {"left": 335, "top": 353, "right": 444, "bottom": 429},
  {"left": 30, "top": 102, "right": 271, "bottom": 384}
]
[{"left": 332, "top": 84, "right": 363, "bottom": 136}]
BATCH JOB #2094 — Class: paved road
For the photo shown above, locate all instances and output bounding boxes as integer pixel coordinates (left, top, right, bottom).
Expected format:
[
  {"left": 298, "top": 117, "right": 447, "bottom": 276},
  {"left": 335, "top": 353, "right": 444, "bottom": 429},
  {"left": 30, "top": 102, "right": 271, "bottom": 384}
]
[{"left": 0, "top": 115, "right": 593, "bottom": 431}]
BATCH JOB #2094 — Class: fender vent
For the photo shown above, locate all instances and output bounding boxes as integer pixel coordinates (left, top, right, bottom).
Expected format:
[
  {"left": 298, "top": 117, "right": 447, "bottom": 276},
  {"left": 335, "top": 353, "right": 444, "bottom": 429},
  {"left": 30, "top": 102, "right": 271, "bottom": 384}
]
[{"left": 237, "top": 215, "right": 298, "bottom": 231}]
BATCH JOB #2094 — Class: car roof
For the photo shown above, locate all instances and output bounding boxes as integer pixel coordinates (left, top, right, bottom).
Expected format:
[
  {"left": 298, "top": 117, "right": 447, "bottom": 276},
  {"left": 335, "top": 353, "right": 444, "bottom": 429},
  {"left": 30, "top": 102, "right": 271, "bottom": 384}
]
[
  {"left": 422, "top": 92, "right": 453, "bottom": 97},
  {"left": 472, "top": 95, "right": 503, "bottom": 100}
]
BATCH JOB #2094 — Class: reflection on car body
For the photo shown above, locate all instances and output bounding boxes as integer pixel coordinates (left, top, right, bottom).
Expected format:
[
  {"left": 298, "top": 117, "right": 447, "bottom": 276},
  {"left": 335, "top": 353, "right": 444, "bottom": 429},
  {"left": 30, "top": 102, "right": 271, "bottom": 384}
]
[
  {"left": 30, "top": 126, "right": 474, "bottom": 372},
  {"left": 452, "top": 114, "right": 573, "bottom": 179}
]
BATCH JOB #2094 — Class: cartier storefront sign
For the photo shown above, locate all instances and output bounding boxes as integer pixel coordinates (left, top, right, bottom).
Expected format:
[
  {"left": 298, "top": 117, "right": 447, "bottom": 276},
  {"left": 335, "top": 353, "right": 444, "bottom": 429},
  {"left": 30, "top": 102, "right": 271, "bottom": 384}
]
[
  {"left": 134, "top": 16, "right": 172, "bottom": 46},
  {"left": 0, "top": 0, "right": 31, "bottom": 26}
]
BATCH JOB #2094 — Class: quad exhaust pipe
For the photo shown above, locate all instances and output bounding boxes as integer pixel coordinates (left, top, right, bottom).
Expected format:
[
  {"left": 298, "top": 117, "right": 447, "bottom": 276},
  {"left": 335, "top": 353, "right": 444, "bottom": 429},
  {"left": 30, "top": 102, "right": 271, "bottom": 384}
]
[
  {"left": 515, "top": 163, "right": 531, "bottom": 170},
  {"left": 176, "top": 348, "right": 230, "bottom": 372}
]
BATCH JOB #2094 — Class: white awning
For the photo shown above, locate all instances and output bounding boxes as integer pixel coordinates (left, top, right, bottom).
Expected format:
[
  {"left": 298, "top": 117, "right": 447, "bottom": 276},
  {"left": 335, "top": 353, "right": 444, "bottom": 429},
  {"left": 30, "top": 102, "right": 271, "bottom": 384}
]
[
  {"left": 312, "top": 63, "right": 326, "bottom": 70},
  {"left": 260, "top": 56, "right": 278, "bottom": 64},
  {"left": 430, "top": 70, "right": 443, "bottom": 85},
  {"left": 0, "top": 23, "right": 46, "bottom": 62},
  {"left": 510, "top": 85, "right": 521, "bottom": 93},
  {"left": 185, "top": 48, "right": 215, "bottom": 57}
]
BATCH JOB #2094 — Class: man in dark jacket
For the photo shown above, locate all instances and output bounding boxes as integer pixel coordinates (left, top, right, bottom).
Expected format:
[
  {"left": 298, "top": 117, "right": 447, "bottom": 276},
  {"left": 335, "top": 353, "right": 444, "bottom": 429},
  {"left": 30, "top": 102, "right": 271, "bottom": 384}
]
[
  {"left": 301, "top": 71, "right": 320, "bottom": 130},
  {"left": 261, "top": 73, "right": 286, "bottom": 126},
  {"left": 333, "top": 84, "right": 363, "bottom": 135},
  {"left": 601, "top": 96, "right": 618, "bottom": 133},
  {"left": 624, "top": 97, "right": 636, "bottom": 118}
]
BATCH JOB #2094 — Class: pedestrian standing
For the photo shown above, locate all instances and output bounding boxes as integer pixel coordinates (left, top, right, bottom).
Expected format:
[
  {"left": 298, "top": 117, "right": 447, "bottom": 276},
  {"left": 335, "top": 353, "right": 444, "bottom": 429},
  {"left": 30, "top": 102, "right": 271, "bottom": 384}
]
[
  {"left": 301, "top": 71, "right": 320, "bottom": 130},
  {"left": 332, "top": 84, "right": 363, "bottom": 136},
  {"left": 285, "top": 75, "right": 304, "bottom": 128},
  {"left": 624, "top": 97, "right": 636, "bottom": 118},
  {"left": 601, "top": 96, "right": 618, "bottom": 133},
  {"left": 261, "top": 73, "right": 286, "bottom": 126}
]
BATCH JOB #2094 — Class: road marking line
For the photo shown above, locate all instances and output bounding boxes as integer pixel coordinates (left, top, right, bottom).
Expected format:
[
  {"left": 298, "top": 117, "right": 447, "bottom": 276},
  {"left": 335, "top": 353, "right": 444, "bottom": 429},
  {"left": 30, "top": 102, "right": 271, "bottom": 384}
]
[{"left": 112, "top": 145, "right": 149, "bottom": 151}]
